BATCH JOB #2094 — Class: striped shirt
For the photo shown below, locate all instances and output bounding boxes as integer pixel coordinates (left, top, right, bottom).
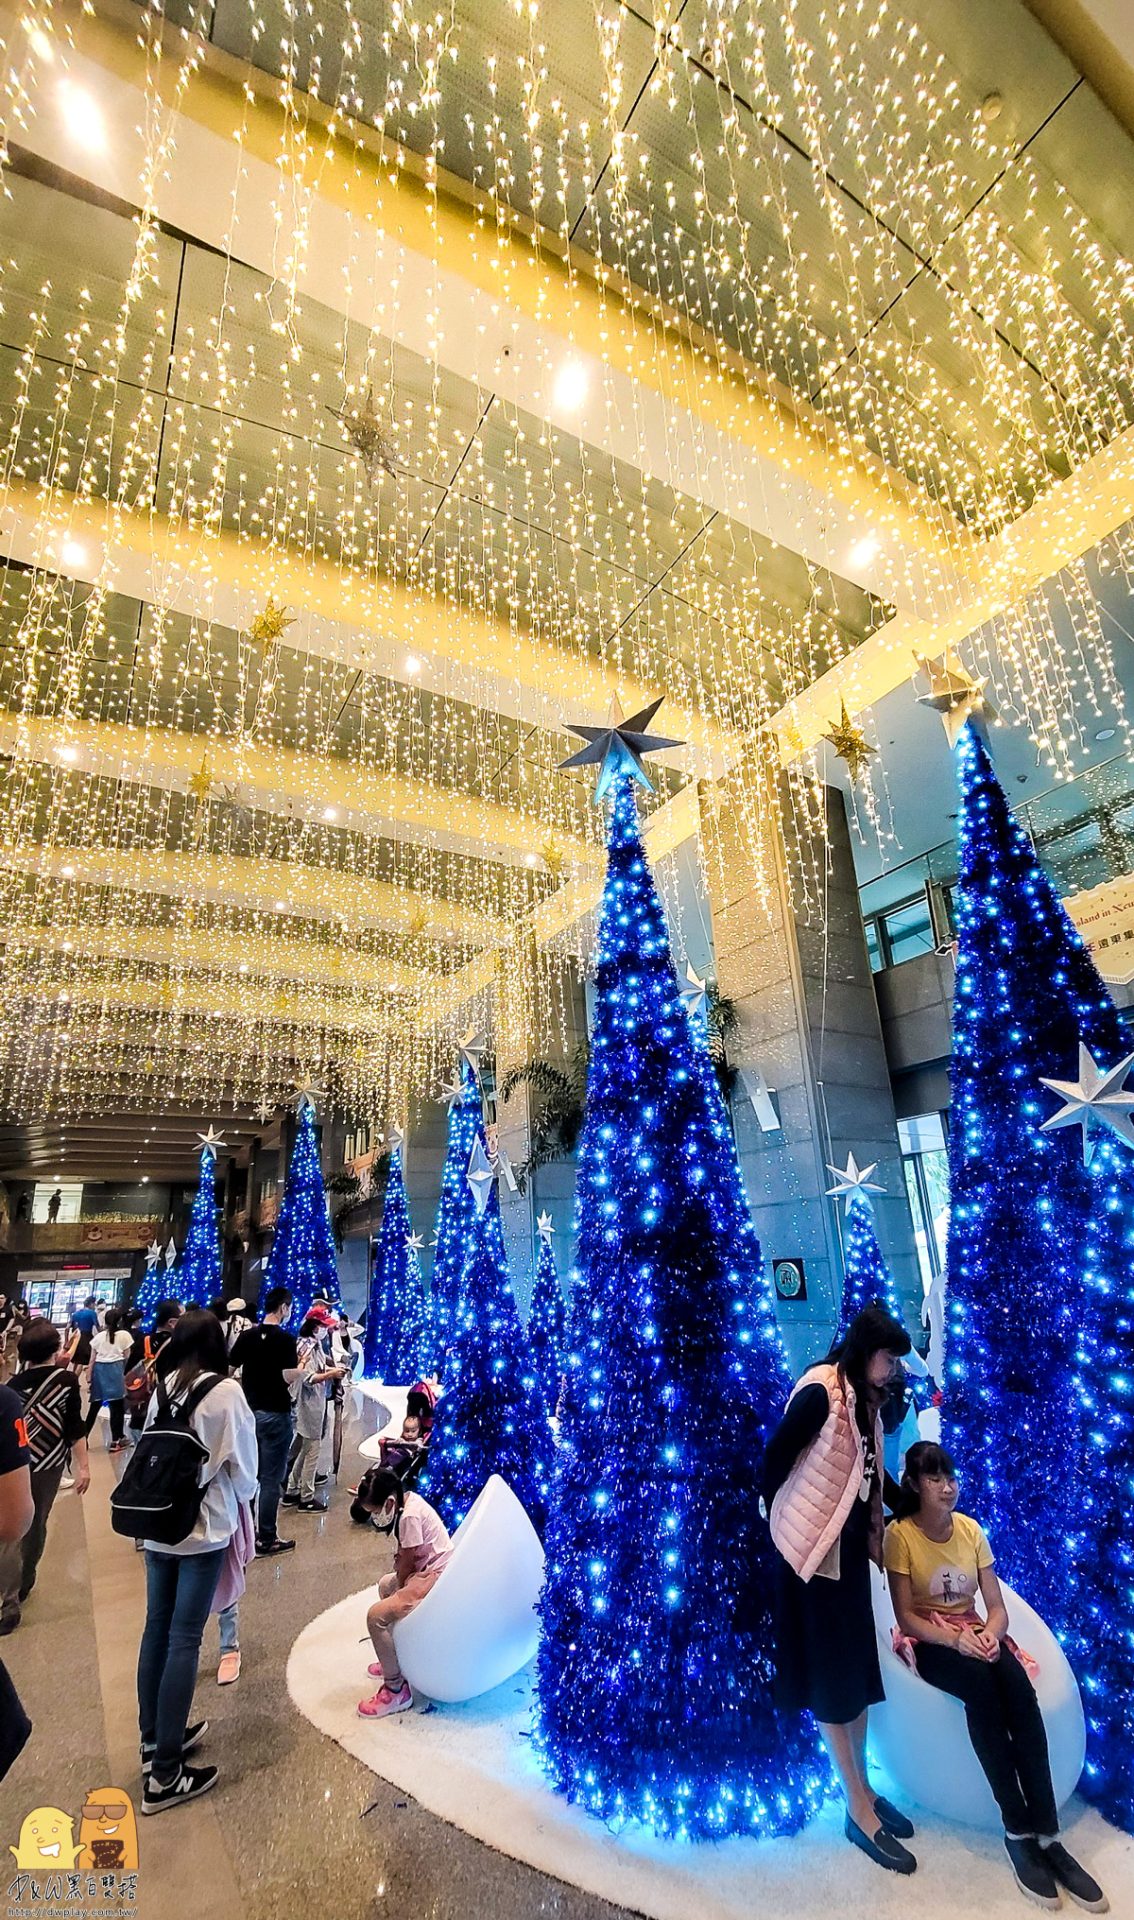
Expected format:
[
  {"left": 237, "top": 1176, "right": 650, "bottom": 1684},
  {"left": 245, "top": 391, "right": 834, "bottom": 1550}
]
[{"left": 10, "top": 1365, "right": 84, "bottom": 1473}]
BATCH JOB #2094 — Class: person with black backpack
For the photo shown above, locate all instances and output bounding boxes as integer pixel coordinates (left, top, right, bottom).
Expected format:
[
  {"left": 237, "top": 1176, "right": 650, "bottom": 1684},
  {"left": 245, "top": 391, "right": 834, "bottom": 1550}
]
[{"left": 118, "top": 1310, "right": 256, "bottom": 1815}]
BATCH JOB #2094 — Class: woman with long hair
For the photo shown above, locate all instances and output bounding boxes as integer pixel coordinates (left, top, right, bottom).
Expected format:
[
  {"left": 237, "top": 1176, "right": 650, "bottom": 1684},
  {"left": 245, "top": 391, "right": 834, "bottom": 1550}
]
[
  {"left": 83, "top": 1307, "right": 132, "bottom": 1453},
  {"left": 763, "top": 1304, "right": 916, "bottom": 1873},
  {"left": 135, "top": 1309, "right": 256, "bottom": 1814}
]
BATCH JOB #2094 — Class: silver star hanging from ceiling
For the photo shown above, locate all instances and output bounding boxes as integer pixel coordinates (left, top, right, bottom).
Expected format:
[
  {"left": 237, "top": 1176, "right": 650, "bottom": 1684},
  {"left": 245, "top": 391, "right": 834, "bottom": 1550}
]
[
  {"left": 679, "top": 960, "right": 707, "bottom": 1020},
  {"left": 196, "top": 1125, "right": 227, "bottom": 1160},
  {"left": 559, "top": 694, "right": 684, "bottom": 802},
  {"left": 255, "top": 1099, "right": 276, "bottom": 1124},
  {"left": 1039, "top": 1043, "right": 1134, "bottom": 1161},
  {"left": 164, "top": 1236, "right": 177, "bottom": 1268},
  {"left": 536, "top": 1209, "right": 555, "bottom": 1243},
  {"left": 406, "top": 1231, "right": 425, "bottom": 1254},
  {"left": 438, "top": 1074, "right": 466, "bottom": 1109},
  {"left": 494, "top": 1145, "right": 519, "bottom": 1192},
  {"left": 459, "top": 1027, "right": 488, "bottom": 1076},
  {"left": 466, "top": 1136, "right": 495, "bottom": 1217},
  {"left": 915, "top": 653, "right": 998, "bottom": 747},
  {"left": 825, "top": 1152, "right": 886, "bottom": 1213},
  {"left": 146, "top": 1237, "right": 162, "bottom": 1267}
]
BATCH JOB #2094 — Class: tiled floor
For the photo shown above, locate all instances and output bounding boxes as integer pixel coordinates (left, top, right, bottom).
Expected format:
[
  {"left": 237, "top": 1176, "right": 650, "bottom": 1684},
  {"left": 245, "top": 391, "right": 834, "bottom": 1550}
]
[{"left": 0, "top": 1440, "right": 633, "bottom": 1920}]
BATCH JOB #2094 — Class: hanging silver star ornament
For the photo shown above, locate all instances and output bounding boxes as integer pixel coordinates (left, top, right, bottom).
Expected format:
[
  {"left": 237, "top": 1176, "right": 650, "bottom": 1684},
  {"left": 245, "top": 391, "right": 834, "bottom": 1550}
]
[
  {"left": 559, "top": 694, "right": 684, "bottom": 802},
  {"left": 679, "top": 960, "right": 707, "bottom": 1020},
  {"left": 405, "top": 1231, "right": 425, "bottom": 1254},
  {"left": 494, "top": 1145, "right": 519, "bottom": 1193},
  {"left": 1039, "top": 1043, "right": 1134, "bottom": 1161},
  {"left": 388, "top": 1124, "right": 405, "bottom": 1153},
  {"left": 915, "top": 653, "right": 998, "bottom": 747},
  {"left": 738, "top": 1065, "right": 781, "bottom": 1134},
  {"left": 164, "top": 1236, "right": 177, "bottom": 1268},
  {"left": 196, "top": 1125, "right": 226, "bottom": 1160},
  {"left": 255, "top": 1099, "right": 275, "bottom": 1124},
  {"left": 825, "top": 1152, "right": 886, "bottom": 1213},
  {"left": 536, "top": 1209, "right": 554, "bottom": 1243},
  {"left": 438, "top": 1075, "right": 465, "bottom": 1109},
  {"left": 459, "top": 1027, "right": 488, "bottom": 1076},
  {"left": 146, "top": 1238, "right": 162, "bottom": 1267},
  {"left": 466, "top": 1137, "right": 495, "bottom": 1217}
]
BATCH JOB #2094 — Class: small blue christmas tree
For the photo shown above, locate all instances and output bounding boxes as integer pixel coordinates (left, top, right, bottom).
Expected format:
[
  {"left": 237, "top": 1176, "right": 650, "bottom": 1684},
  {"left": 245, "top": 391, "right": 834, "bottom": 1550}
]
[
  {"left": 171, "top": 1141, "right": 223, "bottom": 1309},
  {"left": 261, "top": 1098, "right": 340, "bottom": 1327},
  {"left": 1058, "top": 1115, "right": 1134, "bottom": 1832},
  {"left": 944, "top": 721, "right": 1127, "bottom": 1620},
  {"left": 362, "top": 1143, "right": 429, "bottom": 1382},
  {"left": 428, "top": 1063, "right": 485, "bottom": 1371},
  {"left": 527, "top": 1214, "right": 568, "bottom": 1412},
  {"left": 827, "top": 1154, "right": 907, "bottom": 1339},
  {"left": 536, "top": 719, "right": 826, "bottom": 1842},
  {"left": 133, "top": 1243, "right": 168, "bottom": 1330},
  {"left": 423, "top": 1151, "right": 554, "bottom": 1534}
]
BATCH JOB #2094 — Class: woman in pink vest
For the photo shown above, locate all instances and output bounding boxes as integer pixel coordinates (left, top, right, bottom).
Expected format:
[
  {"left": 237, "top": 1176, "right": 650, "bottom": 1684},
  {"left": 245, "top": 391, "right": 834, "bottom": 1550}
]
[{"left": 764, "top": 1306, "right": 915, "bottom": 1873}]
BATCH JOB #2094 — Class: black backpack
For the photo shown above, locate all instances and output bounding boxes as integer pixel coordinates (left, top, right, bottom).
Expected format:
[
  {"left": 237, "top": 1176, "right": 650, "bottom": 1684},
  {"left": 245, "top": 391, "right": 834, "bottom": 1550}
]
[{"left": 110, "top": 1374, "right": 221, "bottom": 1545}]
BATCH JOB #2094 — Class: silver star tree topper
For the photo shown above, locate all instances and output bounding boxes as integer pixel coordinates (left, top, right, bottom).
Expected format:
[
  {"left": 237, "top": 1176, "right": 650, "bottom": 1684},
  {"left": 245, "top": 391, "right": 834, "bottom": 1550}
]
[
  {"left": 915, "top": 653, "right": 998, "bottom": 747},
  {"left": 559, "top": 695, "right": 683, "bottom": 801},
  {"left": 825, "top": 1152, "right": 886, "bottom": 1213},
  {"left": 196, "top": 1125, "right": 226, "bottom": 1160},
  {"left": 536, "top": 1209, "right": 555, "bottom": 1243},
  {"left": 1039, "top": 1043, "right": 1134, "bottom": 1161}
]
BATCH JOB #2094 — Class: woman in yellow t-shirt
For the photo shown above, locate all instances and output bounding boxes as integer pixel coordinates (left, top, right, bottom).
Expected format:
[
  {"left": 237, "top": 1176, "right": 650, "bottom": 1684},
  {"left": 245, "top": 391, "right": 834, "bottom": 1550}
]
[{"left": 884, "top": 1442, "right": 1107, "bottom": 1914}]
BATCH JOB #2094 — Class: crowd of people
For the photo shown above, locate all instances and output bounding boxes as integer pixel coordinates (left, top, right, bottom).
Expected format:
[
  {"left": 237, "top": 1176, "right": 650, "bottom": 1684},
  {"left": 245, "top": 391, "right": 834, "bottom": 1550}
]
[{"left": 0, "top": 1286, "right": 1114, "bottom": 1908}]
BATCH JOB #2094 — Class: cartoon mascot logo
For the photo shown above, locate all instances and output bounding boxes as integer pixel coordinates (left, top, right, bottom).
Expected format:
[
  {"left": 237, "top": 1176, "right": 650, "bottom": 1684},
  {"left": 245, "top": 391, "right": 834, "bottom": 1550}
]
[{"left": 9, "top": 1808, "right": 84, "bottom": 1870}]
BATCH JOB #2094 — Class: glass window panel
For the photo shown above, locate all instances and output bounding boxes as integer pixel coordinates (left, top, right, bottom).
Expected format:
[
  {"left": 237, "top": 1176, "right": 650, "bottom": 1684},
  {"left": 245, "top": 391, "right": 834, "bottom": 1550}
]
[{"left": 881, "top": 894, "right": 935, "bottom": 965}]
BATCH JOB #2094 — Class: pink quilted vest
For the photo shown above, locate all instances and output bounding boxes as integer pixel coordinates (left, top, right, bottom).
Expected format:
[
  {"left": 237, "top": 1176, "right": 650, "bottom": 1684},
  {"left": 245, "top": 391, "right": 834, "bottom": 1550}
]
[{"left": 769, "top": 1362, "right": 882, "bottom": 1583}]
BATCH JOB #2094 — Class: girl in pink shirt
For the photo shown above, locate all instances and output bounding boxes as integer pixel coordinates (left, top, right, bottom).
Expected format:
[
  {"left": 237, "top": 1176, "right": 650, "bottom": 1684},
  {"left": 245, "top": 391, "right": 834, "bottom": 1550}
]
[{"left": 353, "top": 1466, "right": 451, "bottom": 1718}]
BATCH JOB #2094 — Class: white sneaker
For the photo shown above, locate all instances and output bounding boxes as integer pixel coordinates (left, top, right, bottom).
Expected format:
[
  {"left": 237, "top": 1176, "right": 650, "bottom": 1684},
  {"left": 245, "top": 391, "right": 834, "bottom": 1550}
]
[{"left": 60, "top": 1473, "right": 75, "bottom": 1489}]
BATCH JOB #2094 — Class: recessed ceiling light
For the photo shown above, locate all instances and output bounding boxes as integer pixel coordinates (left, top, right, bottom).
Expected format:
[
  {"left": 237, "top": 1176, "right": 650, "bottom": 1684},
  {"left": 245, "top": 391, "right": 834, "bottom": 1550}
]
[
  {"left": 404, "top": 654, "right": 422, "bottom": 676},
  {"left": 1095, "top": 726, "right": 1117, "bottom": 742},
  {"left": 273, "top": 899, "right": 286, "bottom": 912},
  {"left": 552, "top": 358, "right": 589, "bottom": 412},
  {"left": 60, "top": 864, "right": 75, "bottom": 878},
  {"left": 25, "top": 23, "right": 54, "bottom": 62},
  {"left": 56, "top": 744, "right": 79, "bottom": 765},
  {"left": 61, "top": 939, "right": 73, "bottom": 952},
  {"left": 60, "top": 536, "right": 88, "bottom": 568},
  {"left": 322, "top": 805, "right": 338, "bottom": 822},
  {"left": 846, "top": 532, "right": 881, "bottom": 571},
  {"left": 141, "top": 1174, "right": 149, "bottom": 1184},
  {"left": 524, "top": 852, "right": 538, "bottom": 867},
  {"left": 58, "top": 80, "right": 108, "bottom": 153}
]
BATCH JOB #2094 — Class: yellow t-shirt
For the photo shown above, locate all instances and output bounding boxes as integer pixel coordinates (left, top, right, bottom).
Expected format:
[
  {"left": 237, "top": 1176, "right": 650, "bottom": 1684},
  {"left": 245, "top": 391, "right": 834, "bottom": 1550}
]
[{"left": 883, "top": 1512, "right": 994, "bottom": 1616}]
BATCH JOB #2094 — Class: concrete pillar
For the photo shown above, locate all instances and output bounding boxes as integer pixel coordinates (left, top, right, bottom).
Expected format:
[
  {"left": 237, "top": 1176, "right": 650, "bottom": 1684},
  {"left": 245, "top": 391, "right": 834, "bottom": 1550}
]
[{"left": 703, "top": 777, "right": 920, "bottom": 1373}]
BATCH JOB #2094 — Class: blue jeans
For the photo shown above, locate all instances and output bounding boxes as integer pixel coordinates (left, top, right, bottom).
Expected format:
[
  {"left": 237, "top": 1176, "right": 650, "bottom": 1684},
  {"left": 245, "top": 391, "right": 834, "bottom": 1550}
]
[
  {"left": 254, "top": 1408, "right": 294, "bottom": 1543},
  {"left": 138, "top": 1549, "right": 225, "bottom": 1781},
  {"left": 217, "top": 1602, "right": 239, "bottom": 1655}
]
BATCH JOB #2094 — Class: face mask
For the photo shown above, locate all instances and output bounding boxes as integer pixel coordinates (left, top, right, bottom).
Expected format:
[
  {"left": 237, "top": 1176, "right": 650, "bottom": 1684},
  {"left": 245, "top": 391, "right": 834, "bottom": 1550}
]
[{"left": 372, "top": 1504, "right": 399, "bottom": 1536}]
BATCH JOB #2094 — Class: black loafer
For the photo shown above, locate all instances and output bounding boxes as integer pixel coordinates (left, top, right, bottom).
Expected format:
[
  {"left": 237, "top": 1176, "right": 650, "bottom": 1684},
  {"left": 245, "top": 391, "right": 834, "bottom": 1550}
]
[
  {"left": 845, "top": 1813, "right": 917, "bottom": 1873},
  {"left": 1005, "top": 1837, "right": 1060, "bottom": 1909},
  {"left": 874, "top": 1794, "right": 915, "bottom": 1840},
  {"left": 1038, "top": 1841, "right": 1108, "bottom": 1913}
]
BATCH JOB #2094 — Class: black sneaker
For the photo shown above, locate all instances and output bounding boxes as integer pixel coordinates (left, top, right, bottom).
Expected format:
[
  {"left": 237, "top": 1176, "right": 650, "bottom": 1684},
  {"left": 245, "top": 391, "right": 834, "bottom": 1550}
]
[
  {"left": 281, "top": 1492, "right": 301, "bottom": 1505},
  {"left": 1005, "top": 1837, "right": 1061, "bottom": 1910},
  {"left": 297, "top": 1498, "right": 328, "bottom": 1512},
  {"left": 1038, "top": 1843, "right": 1108, "bottom": 1913},
  {"left": 140, "top": 1718, "right": 208, "bottom": 1776},
  {"left": 255, "top": 1536, "right": 295, "bottom": 1555},
  {"left": 314, "top": 1474, "right": 330, "bottom": 1487},
  {"left": 844, "top": 1813, "right": 916, "bottom": 1874},
  {"left": 141, "top": 1763, "right": 218, "bottom": 1815},
  {"left": 0, "top": 1606, "right": 20, "bottom": 1637}
]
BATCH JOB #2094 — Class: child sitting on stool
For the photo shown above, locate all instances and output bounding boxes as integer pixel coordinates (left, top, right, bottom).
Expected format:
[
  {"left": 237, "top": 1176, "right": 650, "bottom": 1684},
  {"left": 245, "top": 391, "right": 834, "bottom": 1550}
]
[{"left": 352, "top": 1465, "right": 451, "bottom": 1720}]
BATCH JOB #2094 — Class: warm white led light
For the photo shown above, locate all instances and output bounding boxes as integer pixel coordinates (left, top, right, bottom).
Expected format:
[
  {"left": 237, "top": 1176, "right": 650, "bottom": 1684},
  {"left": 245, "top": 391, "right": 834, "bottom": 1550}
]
[
  {"left": 322, "top": 805, "right": 338, "bottom": 822},
  {"left": 55, "top": 745, "right": 79, "bottom": 765},
  {"left": 552, "top": 358, "right": 589, "bottom": 413},
  {"left": 59, "top": 537, "right": 89, "bottom": 568},
  {"left": 57, "top": 80, "right": 108, "bottom": 153},
  {"left": 404, "top": 654, "right": 422, "bottom": 676},
  {"left": 846, "top": 533, "right": 881, "bottom": 572}
]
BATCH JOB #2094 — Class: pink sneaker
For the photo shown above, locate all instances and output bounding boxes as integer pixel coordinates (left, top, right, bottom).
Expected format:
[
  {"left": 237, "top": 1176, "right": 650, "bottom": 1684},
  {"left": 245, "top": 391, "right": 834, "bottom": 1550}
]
[
  {"left": 367, "top": 1661, "right": 384, "bottom": 1679},
  {"left": 357, "top": 1681, "right": 412, "bottom": 1719}
]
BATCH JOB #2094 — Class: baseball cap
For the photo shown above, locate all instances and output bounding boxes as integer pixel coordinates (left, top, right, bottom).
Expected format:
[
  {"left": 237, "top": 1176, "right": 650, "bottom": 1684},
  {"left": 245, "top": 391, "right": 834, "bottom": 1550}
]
[{"left": 307, "top": 1303, "right": 338, "bottom": 1328}]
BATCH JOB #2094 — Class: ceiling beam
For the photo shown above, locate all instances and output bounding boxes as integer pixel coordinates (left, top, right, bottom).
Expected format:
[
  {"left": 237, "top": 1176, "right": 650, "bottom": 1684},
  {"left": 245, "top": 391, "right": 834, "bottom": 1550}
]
[
  {"left": 771, "top": 420, "right": 1134, "bottom": 756},
  {"left": 0, "top": 707, "right": 598, "bottom": 874},
  {"left": 0, "top": 844, "right": 510, "bottom": 948},
  {"left": 4, "top": 0, "right": 974, "bottom": 624}
]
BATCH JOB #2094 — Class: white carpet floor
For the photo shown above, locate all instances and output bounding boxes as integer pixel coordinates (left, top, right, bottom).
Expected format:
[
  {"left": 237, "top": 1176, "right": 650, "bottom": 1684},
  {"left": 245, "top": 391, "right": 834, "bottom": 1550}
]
[{"left": 287, "top": 1582, "right": 1134, "bottom": 1920}]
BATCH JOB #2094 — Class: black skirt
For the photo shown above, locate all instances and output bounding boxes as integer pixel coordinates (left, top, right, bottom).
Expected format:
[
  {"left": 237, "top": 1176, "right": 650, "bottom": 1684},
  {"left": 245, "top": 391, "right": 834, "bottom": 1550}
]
[{"left": 772, "top": 1488, "right": 884, "bottom": 1724}]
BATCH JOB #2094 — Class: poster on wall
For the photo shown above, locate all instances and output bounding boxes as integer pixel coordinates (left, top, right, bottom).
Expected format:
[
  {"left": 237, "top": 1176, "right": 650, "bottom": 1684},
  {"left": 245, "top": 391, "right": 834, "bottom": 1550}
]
[{"left": 1065, "top": 873, "right": 1134, "bottom": 984}]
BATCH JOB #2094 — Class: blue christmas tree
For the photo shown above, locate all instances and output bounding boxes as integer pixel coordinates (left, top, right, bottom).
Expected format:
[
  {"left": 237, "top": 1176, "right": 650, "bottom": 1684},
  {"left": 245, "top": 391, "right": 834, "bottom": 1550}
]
[
  {"left": 423, "top": 1154, "right": 554, "bottom": 1534},
  {"left": 527, "top": 1216, "right": 568, "bottom": 1413},
  {"left": 827, "top": 1155, "right": 907, "bottom": 1340},
  {"left": 535, "top": 760, "right": 826, "bottom": 1842},
  {"left": 133, "top": 1245, "right": 169, "bottom": 1330},
  {"left": 1058, "top": 1116, "right": 1134, "bottom": 1832},
  {"left": 944, "top": 721, "right": 1126, "bottom": 1620},
  {"left": 428, "top": 1063, "right": 485, "bottom": 1372},
  {"left": 362, "top": 1144, "right": 429, "bottom": 1382},
  {"left": 171, "top": 1142, "right": 223, "bottom": 1309},
  {"left": 261, "top": 1099, "right": 340, "bottom": 1327}
]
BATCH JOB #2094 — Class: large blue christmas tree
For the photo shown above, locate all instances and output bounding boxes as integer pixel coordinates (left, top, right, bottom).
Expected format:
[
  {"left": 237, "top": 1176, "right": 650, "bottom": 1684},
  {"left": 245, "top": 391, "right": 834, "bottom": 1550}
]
[
  {"left": 944, "top": 720, "right": 1126, "bottom": 1620},
  {"left": 423, "top": 1151, "right": 554, "bottom": 1534},
  {"left": 1059, "top": 1118, "right": 1134, "bottom": 1832},
  {"left": 171, "top": 1140, "right": 223, "bottom": 1309},
  {"left": 261, "top": 1098, "right": 340, "bottom": 1327},
  {"left": 536, "top": 722, "right": 825, "bottom": 1841},
  {"left": 527, "top": 1214, "right": 568, "bottom": 1413},
  {"left": 362, "top": 1143, "right": 429, "bottom": 1382},
  {"left": 428, "top": 1063, "right": 485, "bottom": 1372}
]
